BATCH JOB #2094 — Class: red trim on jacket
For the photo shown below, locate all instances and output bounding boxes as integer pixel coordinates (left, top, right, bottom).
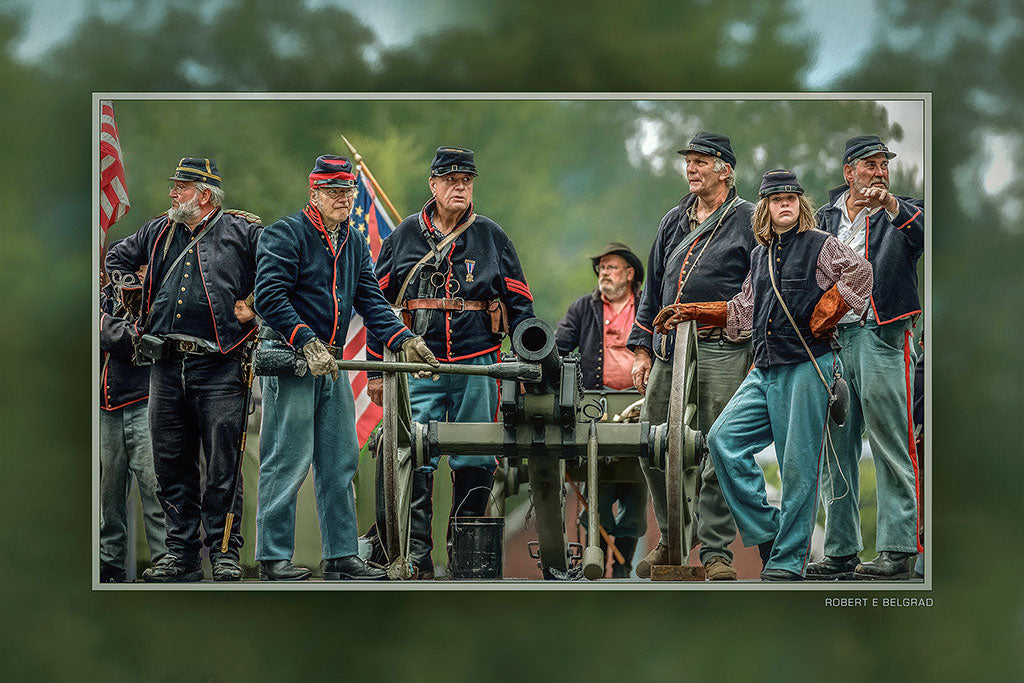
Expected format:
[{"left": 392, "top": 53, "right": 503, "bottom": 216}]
[
  {"left": 443, "top": 343, "right": 502, "bottom": 362},
  {"left": 903, "top": 328, "right": 924, "bottom": 553},
  {"left": 634, "top": 320, "right": 653, "bottom": 335},
  {"left": 143, "top": 218, "right": 172, "bottom": 321},
  {"left": 289, "top": 323, "right": 310, "bottom": 345},
  {"left": 101, "top": 395, "right": 149, "bottom": 412},
  {"left": 366, "top": 346, "right": 383, "bottom": 359},
  {"left": 386, "top": 327, "right": 409, "bottom": 348},
  {"left": 328, "top": 225, "right": 350, "bottom": 345},
  {"left": 378, "top": 273, "right": 390, "bottom": 290},
  {"left": 505, "top": 277, "right": 533, "bottom": 301},
  {"left": 895, "top": 209, "right": 921, "bottom": 230},
  {"left": 196, "top": 248, "right": 224, "bottom": 351}
]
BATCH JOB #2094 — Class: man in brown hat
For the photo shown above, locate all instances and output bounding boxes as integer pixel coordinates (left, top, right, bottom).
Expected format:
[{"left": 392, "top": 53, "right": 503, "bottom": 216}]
[{"left": 555, "top": 242, "right": 649, "bottom": 577}]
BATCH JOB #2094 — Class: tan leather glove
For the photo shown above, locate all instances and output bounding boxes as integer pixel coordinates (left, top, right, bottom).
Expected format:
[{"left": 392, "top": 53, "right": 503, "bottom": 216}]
[
  {"left": 653, "top": 301, "right": 728, "bottom": 334},
  {"left": 402, "top": 336, "right": 440, "bottom": 379},
  {"left": 302, "top": 339, "right": 339, "bottom": 380},
  {"left": 809, "top": 285, "right": 851, "bottom": 339}
]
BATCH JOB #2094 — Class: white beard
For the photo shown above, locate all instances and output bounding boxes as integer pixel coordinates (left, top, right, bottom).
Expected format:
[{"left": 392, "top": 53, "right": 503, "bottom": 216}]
[
  {"left": 599, "top": 280, "right": 628, "bottom": 301},
  {"left": 168, "top": 194, "right": 201, "bottom": 224}
]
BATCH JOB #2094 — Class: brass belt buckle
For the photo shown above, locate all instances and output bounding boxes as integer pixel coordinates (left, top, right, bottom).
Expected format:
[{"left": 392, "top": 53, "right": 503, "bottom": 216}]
[
  {"left": 447, "top": 297, "right": 466, "bottom": 312},
  {"left": 179, "top": 340, "right": 198, "bottom": 353}
]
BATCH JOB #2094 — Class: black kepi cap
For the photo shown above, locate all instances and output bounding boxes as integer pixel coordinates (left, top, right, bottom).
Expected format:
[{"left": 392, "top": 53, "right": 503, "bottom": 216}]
[
  {"left": 759, "top": 169, "right": 805, "bottom": 198},
  {"left": 677, "top": 131, "right": 737, "bottom": 168},
  {"left": 430, "top": 147, "right": 477, "bottom": 177},
  {"left": 590, "top": 241, "right": 644, "bottom": 285},
  {"left": 169, "top": 157, "right": 221, "bottom": 187},
  {"left": 843, "top": 135, "right": 896, "bottom": 165},
  {"left": 309, "top": 155, "right": 357, "bottom": 188}
]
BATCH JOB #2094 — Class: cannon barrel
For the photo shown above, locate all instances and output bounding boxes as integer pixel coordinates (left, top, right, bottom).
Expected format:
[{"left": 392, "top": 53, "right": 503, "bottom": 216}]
[{"left": 511, "top": 317, "right": 562, "bottom": 392}]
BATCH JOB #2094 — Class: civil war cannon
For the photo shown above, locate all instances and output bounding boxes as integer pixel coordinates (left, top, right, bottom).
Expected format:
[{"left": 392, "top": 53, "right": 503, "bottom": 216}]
[{"left": 340, "top": 317, "right": 705, "bottom": 581}]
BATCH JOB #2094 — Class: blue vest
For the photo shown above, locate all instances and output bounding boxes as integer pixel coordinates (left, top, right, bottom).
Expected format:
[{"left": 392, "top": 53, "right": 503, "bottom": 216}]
[{"left": 750, "top": 228, "right": 835, "bottom": 368}]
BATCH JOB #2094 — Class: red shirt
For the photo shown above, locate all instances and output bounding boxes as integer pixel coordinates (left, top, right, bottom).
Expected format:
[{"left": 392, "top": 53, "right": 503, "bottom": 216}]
[{"left": 602, "top": 295, "right": 636, "bottom": 390}]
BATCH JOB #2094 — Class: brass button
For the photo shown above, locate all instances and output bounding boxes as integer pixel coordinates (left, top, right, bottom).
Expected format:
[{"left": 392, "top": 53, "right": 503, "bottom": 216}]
[
  {"left": 767, "top": 330, "right": 772, "bottom": 335},
  {"left": 178, "top": 299, "right": 183, "bottom": 304},
  {"left": 184, "top": 273, "right": 190, "bottom": 278},
  {"left": 768, "top": 318, "right": 772, "bottom": 323},
  {"left": 181, "top": 287, "right": 186, "bottom": 292},
  {"left": 776, "top": 258, "right": 781, "bottom": 262},
  {"left": 176, "top": 313, "right": 181, "bottom": 319},
  {"left": 188, "top": 249, "right": 193, "bottom": 254},
  {"left": 185, "top": 261, "right": 191, "bottom": 266}
]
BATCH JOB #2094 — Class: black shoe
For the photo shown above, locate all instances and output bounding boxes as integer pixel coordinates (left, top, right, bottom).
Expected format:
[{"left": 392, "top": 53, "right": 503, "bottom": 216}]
[
  {"left": 409, "top": 470, "right": 435, "bottom": 578},
  {"left": 100, "top": 562, "right": 126, "bottom": 583},
  {"left": 142, "top": 555, "right": 203, "bottom": 583},
  {"left": 212, "top": 555, "right": 242, "bottom": 582},
  {"left": 760, "top": 568, "right": 803, "bottom": 582},
  {"left": 323, "top": 555, "right": 388, "bottom": 581},
  {"left": 260, "top": 560, "right": 312, "bottom": 581},
  {"left": 610, "top": 536, "right": 638, "bottom": 579},
  {"left": 854, "top": 551, "right": 915, "bottom": 580},
  {"left": 758, "top": 540, "right": 775, "bottom": 569},
  {"left": 805, "top": 554, "right": 860, "bottom": 580}
]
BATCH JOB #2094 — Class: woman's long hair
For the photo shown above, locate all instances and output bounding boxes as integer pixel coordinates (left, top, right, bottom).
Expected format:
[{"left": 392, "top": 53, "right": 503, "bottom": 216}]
[{"left": 752, "top": 193, "right": 817, "bottom": 246}]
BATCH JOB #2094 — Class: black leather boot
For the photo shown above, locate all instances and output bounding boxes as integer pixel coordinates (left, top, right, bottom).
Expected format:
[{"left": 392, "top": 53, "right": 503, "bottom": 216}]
[
  {"left": 610, "top": 536, "right": 638, "bottom": 579},
  {"left": 323, "top": 555, "right": 388, "bottom": 581},
  {"left": 854, "top": 551, "right": 915, "bottom": 580},
  {"left": 758, "top": 539, "right": 776, "bottom": 569},
  {"left": 760, "top": 567, "right": 803, "bottom": 581},
  {"left": 142, "top": 554, "right": 203, "bottom": 583},
  {"left": 408, "top": 470, "right": 435, "bottom": 579},
  {"left": 260, "top": 560, "right": 312, "bottom": 581},
  {"left": 805, "top": 554, "right": 860, "bottom": 580},
  {"left": 446, "top": 467, "right": 495, "bottom": 568}
]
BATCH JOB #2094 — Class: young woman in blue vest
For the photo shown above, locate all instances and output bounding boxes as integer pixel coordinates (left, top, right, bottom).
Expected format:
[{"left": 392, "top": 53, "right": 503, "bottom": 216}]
[{"left": 653, "top": 169, "right": 872, "bottom": 580}]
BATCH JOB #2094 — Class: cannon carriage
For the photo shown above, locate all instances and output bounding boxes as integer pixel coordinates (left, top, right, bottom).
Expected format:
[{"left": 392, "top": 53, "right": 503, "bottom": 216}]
[{"left": 350, "top": 317, "right": 705, "bottom": 581}]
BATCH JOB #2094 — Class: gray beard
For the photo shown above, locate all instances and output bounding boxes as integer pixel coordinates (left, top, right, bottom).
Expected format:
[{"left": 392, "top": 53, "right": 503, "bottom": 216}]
[
  {"left": 168, "top": 195, "right": 201, "bottom": 224},
  {"left": 599, "top": 280, "right": 628, "bottom": 301}
]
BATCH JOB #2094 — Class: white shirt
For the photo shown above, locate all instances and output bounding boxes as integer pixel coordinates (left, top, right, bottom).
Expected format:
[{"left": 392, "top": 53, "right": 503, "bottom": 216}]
[{"left": 833, "top": 190, "right": 897, "bottom": 324}]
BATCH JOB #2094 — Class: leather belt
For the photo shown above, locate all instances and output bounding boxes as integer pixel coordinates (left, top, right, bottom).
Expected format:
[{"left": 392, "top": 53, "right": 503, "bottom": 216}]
[
  {"left": 405, "top": 297, "right": 490, "bottom": 312},
  {"left": 325, "top": 344, "right": 346, "bottom": 360},
  {"left": 696, "top": 327, "right": 752, "bottom": 344},
  {"left": 169, "top": 339, "right": 219, "bottom": 355}
]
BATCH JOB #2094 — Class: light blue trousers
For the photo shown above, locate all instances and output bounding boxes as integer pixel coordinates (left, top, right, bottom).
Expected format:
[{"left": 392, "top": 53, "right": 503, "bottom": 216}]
[
  {"left": 410, "top": 352, "right": 499, "bottom": 472},
  {"left": 99, "top": 401, "right": 167, "bottom": 569},
  {"left": 709, "top": 352, "right": 839, "bottom": 576},
  {"left": 820, "top": 321, "right": 920, "bottom": 556},
  {"left": 256, "top": 373, "right": 359, "bottom": 561}
]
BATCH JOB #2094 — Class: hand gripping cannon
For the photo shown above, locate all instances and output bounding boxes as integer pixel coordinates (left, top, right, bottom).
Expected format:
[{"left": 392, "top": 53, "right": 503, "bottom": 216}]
[{"left": 350, "top": 318, "right": 707, "bottom": 581}]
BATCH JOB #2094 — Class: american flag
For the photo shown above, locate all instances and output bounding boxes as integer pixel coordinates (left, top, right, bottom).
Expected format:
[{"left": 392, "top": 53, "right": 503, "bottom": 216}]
[
  {"left": 345, "top": 170, "right": 398, "bottom": 446},
  {"left": 99, "top": 101, "right": 131, "bottom": 232}
]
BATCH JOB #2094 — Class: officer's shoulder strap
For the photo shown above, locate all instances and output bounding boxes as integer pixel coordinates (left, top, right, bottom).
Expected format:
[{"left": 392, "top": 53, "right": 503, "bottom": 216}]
[{"left": 223, "top": 208, "right": 262, "bottom": 225}]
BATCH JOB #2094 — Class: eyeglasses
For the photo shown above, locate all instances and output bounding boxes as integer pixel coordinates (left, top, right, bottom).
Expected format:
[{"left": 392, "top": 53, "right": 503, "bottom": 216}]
[
  {"left": 169, "top": 183, "right": 196, "bottom": 195},
  {"left": 318, "top": 187, "right": 357, "bottom": 199}
]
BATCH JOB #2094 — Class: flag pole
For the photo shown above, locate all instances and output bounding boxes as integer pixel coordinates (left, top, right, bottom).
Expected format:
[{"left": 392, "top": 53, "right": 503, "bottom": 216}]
[{"left": 341, "top": 135, "right": 403, "bottom": 224}]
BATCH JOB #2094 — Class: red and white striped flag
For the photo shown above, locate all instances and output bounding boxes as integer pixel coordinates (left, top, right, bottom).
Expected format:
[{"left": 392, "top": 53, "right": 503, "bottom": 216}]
[
  {"left": 100, "top": 101, "right": 131, "bottom": 232},
  {"left": 345, "top": 170, "right": 399, "bottom": 446}
]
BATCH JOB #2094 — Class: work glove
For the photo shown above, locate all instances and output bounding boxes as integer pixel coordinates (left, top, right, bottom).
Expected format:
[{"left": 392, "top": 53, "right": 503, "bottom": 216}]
[
  {"left": 809, "top": 285, "right": 851, "bottom": 339},
  {"left": 653, "top": 301, "right": 728, "bottom": 334},
  {"left": 401, "top": 336, "right": 440, "bottom": 379},
  {"left": 302, "top": 339, "right": 339, "bottom": 380}
]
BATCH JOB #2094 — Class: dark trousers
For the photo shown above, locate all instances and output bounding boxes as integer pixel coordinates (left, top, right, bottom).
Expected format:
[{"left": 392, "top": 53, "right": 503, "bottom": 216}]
[{"left": 149, "top": 354, "right": 246, "bottom": 564}]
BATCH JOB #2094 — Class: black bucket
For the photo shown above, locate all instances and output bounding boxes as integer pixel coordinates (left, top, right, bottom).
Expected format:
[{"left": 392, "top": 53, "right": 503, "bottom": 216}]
[{"left": 449, "top": 516, "right": 504, "bottom": 580}]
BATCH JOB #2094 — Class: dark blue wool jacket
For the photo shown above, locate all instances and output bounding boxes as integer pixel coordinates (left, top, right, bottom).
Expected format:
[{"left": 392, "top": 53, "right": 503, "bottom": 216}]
[
  {"left": 255, "top": 206, "right": 413, "bottom": 352},
  {"left": 100, "top": 290, "right": 149, "bottom": 411},
  {"left": 628, "top": 187, "right": 755, "bottom": 358},
  {"left": 368, "top": 200, "right": 534, "bottom": 364},
  {"left": 816, "top": 186, "right": 924, "bottom": 325},
  {"left": 105, "top": 208, "right": 263, "bottom": 353}
]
